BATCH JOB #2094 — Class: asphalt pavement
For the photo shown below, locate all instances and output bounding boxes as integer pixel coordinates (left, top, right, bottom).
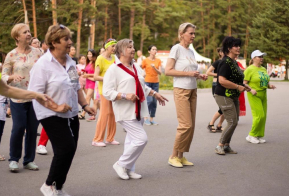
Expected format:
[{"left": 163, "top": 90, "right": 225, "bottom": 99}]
[{"left": 0, "top": 81, "right": 288, "bottom": 196}]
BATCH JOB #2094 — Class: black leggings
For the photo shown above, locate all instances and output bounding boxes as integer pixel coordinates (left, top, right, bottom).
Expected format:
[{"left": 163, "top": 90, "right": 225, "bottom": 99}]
[
  {"left": 212, "top": 82, "right": 223, "bottom": 115},
  {"left": 40, "top": 115, "right": 79, "bottom": 190}
]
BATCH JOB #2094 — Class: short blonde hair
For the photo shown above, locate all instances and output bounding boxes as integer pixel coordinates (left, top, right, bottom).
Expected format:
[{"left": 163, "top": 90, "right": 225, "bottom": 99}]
[
  {"left": 178, "top": 22, "right": 196, "bottom": 41},
  {"left": 45, "top": 24, "right": 72, "bottom": 51},
  {"left": 115, "top": 39, "right": 134, "bottom": 58},
  {"left": 11, "top": 23, "right": 29, "bottom": 43}
]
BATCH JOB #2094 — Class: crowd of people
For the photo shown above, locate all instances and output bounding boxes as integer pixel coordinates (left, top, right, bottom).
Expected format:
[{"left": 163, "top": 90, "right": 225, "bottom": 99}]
[{"left": 0, "top": 22, "right": 276, "bottom": 196}]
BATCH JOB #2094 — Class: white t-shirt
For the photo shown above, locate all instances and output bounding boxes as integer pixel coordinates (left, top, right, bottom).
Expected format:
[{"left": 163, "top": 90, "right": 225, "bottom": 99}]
[
  {"left": 28, "top": 50, "right": 80, "bottom": 120},
  {"left": 169, "top": 44, "right": 198, "bottom": 89}
]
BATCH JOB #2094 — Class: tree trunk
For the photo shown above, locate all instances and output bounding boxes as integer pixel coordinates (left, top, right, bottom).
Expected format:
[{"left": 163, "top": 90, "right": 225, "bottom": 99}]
[
  {"left": 110, "top": 25, "right": 112, "bottom": 38},
  {"left": 76, "top": 0, "right": 83, "bottom": 57},
  {"left": 212, "top": 3, "right": 216, "bottom": 62},
  {"left": 228, "top": 0, "right": 231, "bottom": 36},
  {"left": 200, "top": 0, "right": 206, "bottom": 55},
  {"left": 129, "top": 7, "right": 135, "bottom": 40},
  {"left": 118, "top": 0, "right": 121, "bottom": 36},
  {"left": 104, "top": 6, "right": 108, "bottom": 41},
  {"left": 244, "top": 23, "right": 249, "bottom": 60},
  {"left": 51, "top": 0, "right": 57, "bottom": 25},
  {"left": 140, "top": 0, "right": 147, "bottom": 52},
  {"left": 206, "top": 7, "right": 210, "bottom": 58},
  {"left": 22, "top": 0, "right": 29, "bottom": 25},
  {"left": 90, "top": 0, "right": 96, "bottom": 49},
  {"left": 31, "top": 0, "right": 37, "bottom": 37}
]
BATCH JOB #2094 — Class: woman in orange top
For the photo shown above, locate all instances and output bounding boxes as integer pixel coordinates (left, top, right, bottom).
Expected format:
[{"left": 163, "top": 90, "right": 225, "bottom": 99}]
[{"left": 141, "top": 45, "right": 162, "bottom": 125}]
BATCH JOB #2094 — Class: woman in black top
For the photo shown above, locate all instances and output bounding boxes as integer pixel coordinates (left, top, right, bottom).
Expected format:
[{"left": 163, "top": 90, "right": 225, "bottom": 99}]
[
  {"left": 214, "top": 36, "right": 251, "bottom": 155},
  {"left": 206, "top": 47, "right": 225, "bottom": 133}
]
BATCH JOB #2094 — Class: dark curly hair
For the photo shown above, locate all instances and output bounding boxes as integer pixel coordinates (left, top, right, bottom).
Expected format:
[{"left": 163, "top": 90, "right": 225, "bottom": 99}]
[{"left": 221, "top": 36, "right": 241, "bottom": 55}]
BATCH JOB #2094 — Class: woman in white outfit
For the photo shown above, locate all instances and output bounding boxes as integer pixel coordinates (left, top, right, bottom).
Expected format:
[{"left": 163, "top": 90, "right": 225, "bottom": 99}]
[
  {"left": 28, "top": 24, "right": 95, "bottom": 196},
  {"left": 103, "top": 39, "right": 168, "bottom": 180}
]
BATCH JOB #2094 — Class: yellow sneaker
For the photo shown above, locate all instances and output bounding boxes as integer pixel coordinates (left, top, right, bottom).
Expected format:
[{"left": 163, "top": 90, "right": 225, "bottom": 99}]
[
  {"left": 168, "top": 157, "right": 183, "bottom": 168},
  {"left": 180, "top": 157, "right": 194, "bottom": 166}
]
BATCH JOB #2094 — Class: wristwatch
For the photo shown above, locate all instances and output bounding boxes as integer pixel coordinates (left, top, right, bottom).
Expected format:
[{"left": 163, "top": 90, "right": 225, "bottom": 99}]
[
  {"left": 121, "top": 93, "right": 126, "bottom": 100},
  {"left": 82, "top": 104, "right": 88, "bottom": 110}
]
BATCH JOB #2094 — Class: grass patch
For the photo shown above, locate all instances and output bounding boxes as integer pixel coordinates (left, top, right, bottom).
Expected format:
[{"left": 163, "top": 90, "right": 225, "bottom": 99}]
[
  {"left": 159, "top": 75, "right": 213, "bottom": 90},
  {"left": 159, "top": 74, "right": 174, "bottom": 90}
]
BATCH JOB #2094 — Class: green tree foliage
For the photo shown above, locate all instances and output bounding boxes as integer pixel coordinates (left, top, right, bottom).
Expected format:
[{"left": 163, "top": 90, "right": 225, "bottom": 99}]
[
  {"left": 249, "top": 0, "right": 289, "bottom": 80},
  {"left": 1, "top": 0, "right": 287, "bottom": 78}
]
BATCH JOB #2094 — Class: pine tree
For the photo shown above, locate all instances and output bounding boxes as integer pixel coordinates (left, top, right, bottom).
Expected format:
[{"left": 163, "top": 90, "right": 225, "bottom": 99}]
[{"left": 249, "top": 0, "right": 289, "bottom": 80}]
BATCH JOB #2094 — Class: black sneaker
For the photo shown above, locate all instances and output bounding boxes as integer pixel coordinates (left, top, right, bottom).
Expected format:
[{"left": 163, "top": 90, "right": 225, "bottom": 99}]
[{"left": 224, "top": 146, "right": 237, "bottom": 154}]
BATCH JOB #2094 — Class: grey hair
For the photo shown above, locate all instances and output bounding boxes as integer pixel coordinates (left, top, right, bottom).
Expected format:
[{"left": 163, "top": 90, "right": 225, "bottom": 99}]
[
  {"left": 115, "top": 39, "right": 134, "bottom": 58},
  {"left": 178, "top": 22, "right": 196, "bottom": 41}
]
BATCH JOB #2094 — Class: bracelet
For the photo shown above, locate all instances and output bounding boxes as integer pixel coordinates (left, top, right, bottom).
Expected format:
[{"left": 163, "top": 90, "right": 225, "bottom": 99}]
[
  {"left": 121, "top": 93, "right": 126, "bottom": 100},
  {"left": 152, "top": 91, "right": 157, "bottom": 97},
  {"left": 236, "top": 85, "right": 239, "bottom": 90},
  {"left": 82, "top": 104, "right": 88, "bottom": 110}
]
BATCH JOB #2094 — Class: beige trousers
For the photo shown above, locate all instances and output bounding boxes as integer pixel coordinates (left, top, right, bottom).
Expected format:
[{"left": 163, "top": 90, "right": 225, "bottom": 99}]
[
  {"left": 173, "top": 87, "right": 197, "bottom": 152},
  {"left": 92, "top": 95, "right": 116, "bottom": 143}
]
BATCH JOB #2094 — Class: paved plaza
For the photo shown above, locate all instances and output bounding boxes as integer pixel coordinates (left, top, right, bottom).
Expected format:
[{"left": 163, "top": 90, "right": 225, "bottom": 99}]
[{"left": 0, "top": 81, "right": 288, "bottom": 196}]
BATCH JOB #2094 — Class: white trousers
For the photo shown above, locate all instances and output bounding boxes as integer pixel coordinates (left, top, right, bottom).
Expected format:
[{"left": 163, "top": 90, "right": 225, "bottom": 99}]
[{"left": 118, "top": 119, "right": 147, "bottom": 171}]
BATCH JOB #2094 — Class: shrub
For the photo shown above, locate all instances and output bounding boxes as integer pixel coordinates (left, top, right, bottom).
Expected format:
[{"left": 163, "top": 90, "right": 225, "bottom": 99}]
[{"left": 159, "top": 75, "right": 213, "bottom": 90}]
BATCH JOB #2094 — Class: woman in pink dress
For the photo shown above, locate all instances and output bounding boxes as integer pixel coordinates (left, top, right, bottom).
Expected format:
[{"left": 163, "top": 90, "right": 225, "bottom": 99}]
[
  {"left": 79, "top": 50, "right": 97, "bottom": 121},
  {"left": 237, "top": 61, "right": 246, "bottom": 116}
]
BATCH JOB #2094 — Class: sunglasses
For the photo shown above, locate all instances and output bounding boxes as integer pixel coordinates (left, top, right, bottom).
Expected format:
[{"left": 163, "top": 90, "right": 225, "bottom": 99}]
[
  {"left": 51, "top": 24, "right": 66, "bottom": 35},
  {"left": 257, "top": 56, "right": 264, "bottom": 58},
  {"left": 105, "top": 38, "right": 116, "bottom": 44}
]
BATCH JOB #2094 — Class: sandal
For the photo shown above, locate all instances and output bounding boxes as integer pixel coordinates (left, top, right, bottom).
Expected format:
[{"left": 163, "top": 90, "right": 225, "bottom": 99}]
[
  {"left": 78, "top": 115, "right": 85, "bottom": 120},
  {"left": 207, "top": 123, "right": 216, "bottom": 133},
  {"left": 6, "top": 114, "right": 11, "bottom": 118},
  {"left": 216, "top": 126, "right": 224, "bottom": 132},
  {"left": 0, "top": 155, "right": 6, "bottom": 161},
  {"left": 86, "top": 116, "right": 96, "bottom": 122}
]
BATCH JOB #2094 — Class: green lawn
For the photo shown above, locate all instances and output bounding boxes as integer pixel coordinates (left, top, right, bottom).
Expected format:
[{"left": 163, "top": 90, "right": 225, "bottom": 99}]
[{"left": 159, "top": 75, "right": 213, "bottom": 90}]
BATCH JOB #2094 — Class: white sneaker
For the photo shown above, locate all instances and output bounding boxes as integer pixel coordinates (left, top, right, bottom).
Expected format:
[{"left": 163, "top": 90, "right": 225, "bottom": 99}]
[
  {"left": 40, "top": 183, "right": 55, "bottom": 196},
  {"left": 54, "top": 189, "right": 70, "bottom": 196},
  {"left": 246, "top": 135, "right": 260, "bottom": 144},
  {"left": 128, "top": 171, "right": 142, "bottom": 179},
  {"left": 37, "top": 145, "right": 48, "bottom": 155},
  {"left": 113, "top": 162, "right": 129, "bottom": 180},
  {"left": 258, "top": 137, "right": 266, "bottom": 143},
  {"left": 9, "top": 161, "right": 19, "bottom": 172},
  {"left": 40, "top": 183, "right": 70, "bottom": 196}
]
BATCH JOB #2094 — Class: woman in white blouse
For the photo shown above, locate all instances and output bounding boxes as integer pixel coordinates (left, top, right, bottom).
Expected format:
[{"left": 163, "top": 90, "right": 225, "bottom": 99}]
[
  {"left": 28, "top": 24, "right": 95, "bottom": 195},
  {"left": 103, "top": 39, "right": 168, "bottom": 180},
  {"left": 165, "top": 23, "right": 208, "bottom": 168}
]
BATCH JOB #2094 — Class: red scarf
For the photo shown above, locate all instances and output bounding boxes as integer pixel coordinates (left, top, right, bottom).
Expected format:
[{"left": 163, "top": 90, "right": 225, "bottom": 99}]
[{"left": 117, "top": 63, "right": 145, "bottom": 121}]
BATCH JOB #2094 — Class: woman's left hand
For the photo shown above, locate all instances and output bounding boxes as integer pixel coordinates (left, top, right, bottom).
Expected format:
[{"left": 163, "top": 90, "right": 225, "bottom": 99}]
[
  {"left": 269, "top": 84, "right": 276, "bottom": 89},
  {"left": 84, "top": 106, "right": 96, "bottom": 116},
  {"left": 199, "top": 74, "right": 208, "bottom": 81},
  {"left": 154, "top": 93, "right": 169, "bottom": 106},
  {"left": 82, "top": 74, "right": 88, "bottom": 78}
]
